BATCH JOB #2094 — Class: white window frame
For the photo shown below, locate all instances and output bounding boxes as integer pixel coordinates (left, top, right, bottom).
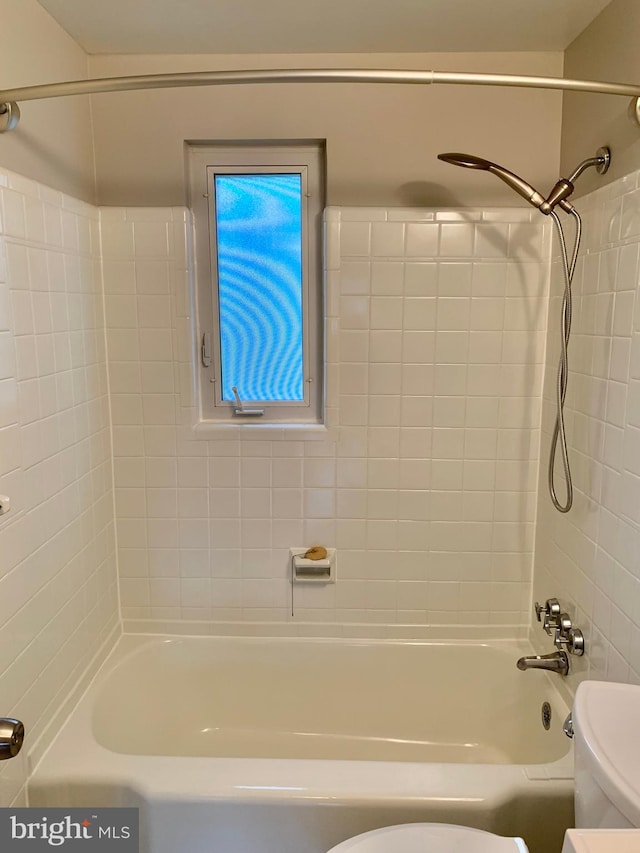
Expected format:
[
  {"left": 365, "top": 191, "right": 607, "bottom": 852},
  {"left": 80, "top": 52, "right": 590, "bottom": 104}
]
[{"left": 188, "top": 142, "right": 324, "bottom": 426}]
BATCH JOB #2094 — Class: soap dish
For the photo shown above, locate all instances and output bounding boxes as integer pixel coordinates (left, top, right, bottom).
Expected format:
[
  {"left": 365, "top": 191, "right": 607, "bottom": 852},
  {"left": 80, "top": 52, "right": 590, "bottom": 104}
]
[{"left": 290, "top": 548, "right": 336, "bottom": 583}]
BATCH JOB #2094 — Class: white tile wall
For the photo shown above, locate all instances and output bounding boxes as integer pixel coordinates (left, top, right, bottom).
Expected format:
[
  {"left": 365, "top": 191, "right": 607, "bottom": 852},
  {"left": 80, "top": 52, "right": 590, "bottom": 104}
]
[
  {"left": 532, "top": 169, "right": 640, "bottom": 695},
  {"left": 110, "top": 205, "right": 550, "bottom": 633},
  {"left": 0, "top": 170, "right": 119, "bottom": 806}
]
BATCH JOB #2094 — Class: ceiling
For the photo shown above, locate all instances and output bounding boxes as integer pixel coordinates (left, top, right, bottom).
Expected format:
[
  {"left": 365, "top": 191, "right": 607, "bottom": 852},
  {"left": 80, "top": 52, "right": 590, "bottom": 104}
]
[{"left": 36, "top": 0, "right": 613, "bottom": 55}]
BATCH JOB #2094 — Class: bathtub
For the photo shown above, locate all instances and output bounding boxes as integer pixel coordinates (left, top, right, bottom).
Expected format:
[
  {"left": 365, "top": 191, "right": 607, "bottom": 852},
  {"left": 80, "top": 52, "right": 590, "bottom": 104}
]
[{"left": 29, "top": 635, "right": 574, "bottom": 853}]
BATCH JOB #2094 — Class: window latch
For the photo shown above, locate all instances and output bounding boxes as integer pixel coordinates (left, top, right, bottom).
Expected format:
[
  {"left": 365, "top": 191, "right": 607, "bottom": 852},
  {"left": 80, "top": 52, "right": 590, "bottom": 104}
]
[
  {"left": 201, "top": 332, "right": 212, "bottom": 368},
  {"left": 232, "top": 387, "right": 264, "bottom": 417}
]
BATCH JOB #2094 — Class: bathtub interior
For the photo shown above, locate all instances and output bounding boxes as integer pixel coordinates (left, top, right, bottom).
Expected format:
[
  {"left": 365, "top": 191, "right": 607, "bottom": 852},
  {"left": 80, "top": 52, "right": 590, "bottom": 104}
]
[
  {"left": 90, "top": 636, "right": 571, "bottom": 764},
  {"left": 28, "top": 633, "right": 576, "bottom": 853}
]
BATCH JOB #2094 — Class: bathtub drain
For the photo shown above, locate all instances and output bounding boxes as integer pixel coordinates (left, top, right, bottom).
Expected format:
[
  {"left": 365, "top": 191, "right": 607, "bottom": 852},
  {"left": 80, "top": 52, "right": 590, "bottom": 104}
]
[{"left": 541, "top": 701, "right": 552, "bottom": 731}]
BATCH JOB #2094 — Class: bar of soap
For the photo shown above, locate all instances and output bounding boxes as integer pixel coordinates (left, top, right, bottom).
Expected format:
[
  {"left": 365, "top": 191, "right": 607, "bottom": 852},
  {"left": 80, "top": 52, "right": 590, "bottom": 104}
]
[{"left": 304, "top": 546, "right": 327, "bottom": 561}]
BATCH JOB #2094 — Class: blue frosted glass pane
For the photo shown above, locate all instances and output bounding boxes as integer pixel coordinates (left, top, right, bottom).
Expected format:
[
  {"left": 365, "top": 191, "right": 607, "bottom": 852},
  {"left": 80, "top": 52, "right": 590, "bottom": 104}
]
[{"left": 214, "top": 173, "right": 304, "bottom": 402}]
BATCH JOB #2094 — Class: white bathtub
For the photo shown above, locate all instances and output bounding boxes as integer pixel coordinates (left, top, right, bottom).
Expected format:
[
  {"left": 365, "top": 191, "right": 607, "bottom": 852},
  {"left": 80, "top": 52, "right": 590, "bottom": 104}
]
[{"left": 29, "top": 635, "right": 574, "bottom": 853}]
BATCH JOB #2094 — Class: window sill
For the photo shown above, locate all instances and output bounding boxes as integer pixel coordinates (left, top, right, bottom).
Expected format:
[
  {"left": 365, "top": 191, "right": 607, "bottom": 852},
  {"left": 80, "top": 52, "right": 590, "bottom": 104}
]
[{"left": 192, "top": 421, "right": 331, "bottom": 440}]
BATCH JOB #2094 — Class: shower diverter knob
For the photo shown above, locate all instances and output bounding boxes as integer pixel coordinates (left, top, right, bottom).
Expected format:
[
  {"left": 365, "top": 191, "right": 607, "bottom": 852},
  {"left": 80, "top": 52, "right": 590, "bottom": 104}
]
[{"left": 0, "top": 718, "right": 24, "bottom": 759}]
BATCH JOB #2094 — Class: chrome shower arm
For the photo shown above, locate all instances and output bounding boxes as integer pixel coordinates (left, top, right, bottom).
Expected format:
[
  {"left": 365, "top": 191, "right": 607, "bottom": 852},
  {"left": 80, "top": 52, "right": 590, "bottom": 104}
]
[
  {"left": 566, "top": 147, "right": 611, "bottom": 183},
  {"left": 568, "top": 157, "right": 601, "bottom": 183},
  {"left": 541, "top": 147, "right": 610, "bottom": 214}
]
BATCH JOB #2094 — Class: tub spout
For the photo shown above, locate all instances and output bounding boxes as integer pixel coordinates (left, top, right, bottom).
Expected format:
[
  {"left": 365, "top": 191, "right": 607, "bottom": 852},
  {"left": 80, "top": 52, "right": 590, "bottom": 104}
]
[{"left": 516, "top": 650, "right": 569, "bottom": 676}]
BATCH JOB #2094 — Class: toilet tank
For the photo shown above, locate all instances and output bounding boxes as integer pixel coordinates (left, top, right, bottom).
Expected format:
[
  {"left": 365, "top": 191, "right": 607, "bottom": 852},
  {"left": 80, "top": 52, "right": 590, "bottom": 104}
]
[{"left": 573, "top": 681, "right": 640, "bottom": 829}]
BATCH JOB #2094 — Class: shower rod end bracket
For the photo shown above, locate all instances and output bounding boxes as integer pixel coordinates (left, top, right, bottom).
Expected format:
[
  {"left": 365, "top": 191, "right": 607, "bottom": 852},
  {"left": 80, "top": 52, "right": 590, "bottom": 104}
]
[
  {"left": 628, "top": 96, "right": 640, "bottom": 128},
  {"left": 0, "top": 102, "right": 20, "bottom": 133}
]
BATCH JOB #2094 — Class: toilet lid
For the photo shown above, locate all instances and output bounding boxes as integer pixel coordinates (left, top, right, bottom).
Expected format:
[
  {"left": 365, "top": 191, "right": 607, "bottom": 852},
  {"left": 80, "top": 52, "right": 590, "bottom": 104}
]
[{"left": 327, "top": 823, "right": 528, "bottom": 853}]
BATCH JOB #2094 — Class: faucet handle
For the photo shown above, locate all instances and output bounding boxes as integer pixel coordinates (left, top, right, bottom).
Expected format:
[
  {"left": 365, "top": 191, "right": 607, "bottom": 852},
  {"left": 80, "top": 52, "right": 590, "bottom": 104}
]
[
  {"left": 553, "top": 612, "right": 585, "bottom": 656},
  {"left": 555, "top": 626, "right": 585, "bottom": 656},
  {"left": 535, "top": 598, "right": 561, "bottom": 634},
  {"left": 553, "top": 612, "right": 573, "bottom": 643},
  {"left": 566, "top": 628, "right": 585, "bottom": 655}
]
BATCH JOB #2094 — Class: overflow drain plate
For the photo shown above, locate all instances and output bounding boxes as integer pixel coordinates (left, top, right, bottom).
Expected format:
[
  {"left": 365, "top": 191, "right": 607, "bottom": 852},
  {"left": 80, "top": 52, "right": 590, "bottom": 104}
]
[{"left": 541, "top": 701, "right": 552, "bottom": 731}]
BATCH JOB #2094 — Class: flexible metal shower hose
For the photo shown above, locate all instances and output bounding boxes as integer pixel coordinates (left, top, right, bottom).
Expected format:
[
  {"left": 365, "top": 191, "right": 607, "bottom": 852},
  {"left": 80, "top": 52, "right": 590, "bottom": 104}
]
[{"left": 548, "top": 209, "right": 582, "bottom": 513}]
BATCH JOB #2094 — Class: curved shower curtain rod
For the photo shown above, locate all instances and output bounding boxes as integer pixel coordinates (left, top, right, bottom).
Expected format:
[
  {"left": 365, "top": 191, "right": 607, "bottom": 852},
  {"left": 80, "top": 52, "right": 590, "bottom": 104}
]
[{"left": 2, "top": 68, "right": 640, "bottom": 132}]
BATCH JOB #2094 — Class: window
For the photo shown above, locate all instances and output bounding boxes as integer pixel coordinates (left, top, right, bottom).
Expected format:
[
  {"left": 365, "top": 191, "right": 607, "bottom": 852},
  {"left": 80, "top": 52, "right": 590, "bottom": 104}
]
[{"left": 188, "top": 143, "right": 324, "bottom": 425}]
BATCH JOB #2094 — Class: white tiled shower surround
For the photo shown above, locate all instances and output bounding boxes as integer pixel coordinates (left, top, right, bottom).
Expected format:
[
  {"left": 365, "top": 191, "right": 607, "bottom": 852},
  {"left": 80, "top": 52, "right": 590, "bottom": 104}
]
[
  {"left": 104, "top": 204, "right": 551, "bottom": 631},
  {"left": 3, "top": 160, "right": 640, "bottom": 798},
  {"left": 532, "top": 169, "right": 640, "bottom": 690},
  {"left": 0, "top": 168, "right": 119, "bottom": 805}
]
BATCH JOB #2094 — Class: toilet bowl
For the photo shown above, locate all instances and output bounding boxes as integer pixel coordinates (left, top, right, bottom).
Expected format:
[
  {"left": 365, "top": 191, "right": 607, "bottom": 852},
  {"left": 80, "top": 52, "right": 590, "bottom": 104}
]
[{"left": 326, "top": 823, "right": 528, "bottom": 853}]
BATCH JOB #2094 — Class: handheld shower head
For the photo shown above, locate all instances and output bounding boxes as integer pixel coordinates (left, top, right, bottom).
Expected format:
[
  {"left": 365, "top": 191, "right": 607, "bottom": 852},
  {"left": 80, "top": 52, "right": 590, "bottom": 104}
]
[
  {"left": 437, "top": 152, "right": 495, "bottom": 170},
  {"left": 438, "top": 145, "right": 611, "bottom": 515},
  {"left": 438, "top": 147, "right": 611, "bottom": 214},
  {"left": 438, "top": 151, "right": 546, "bottom": 210}
]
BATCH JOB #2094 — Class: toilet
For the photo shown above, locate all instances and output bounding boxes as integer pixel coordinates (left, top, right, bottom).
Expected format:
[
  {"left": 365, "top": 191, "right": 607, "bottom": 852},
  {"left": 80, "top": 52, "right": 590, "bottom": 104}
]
[
  {"left": 327, "top": 681, "right": 640, "bottom": 853},
  {"left": 327, "top": 823, "right": 528, "bottom": 852}
]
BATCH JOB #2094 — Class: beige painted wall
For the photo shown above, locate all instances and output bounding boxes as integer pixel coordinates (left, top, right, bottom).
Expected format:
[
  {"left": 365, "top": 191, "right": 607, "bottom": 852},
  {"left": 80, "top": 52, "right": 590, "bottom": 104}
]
[
  {"left": 88, "top": 52, "right": 564, "bottom": 207},
  {"left": 562, "top": 0, "right": 640, "bottom": 197},
  {"left": 0, "top": 0, "right": 95, "bottom": 202}
]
